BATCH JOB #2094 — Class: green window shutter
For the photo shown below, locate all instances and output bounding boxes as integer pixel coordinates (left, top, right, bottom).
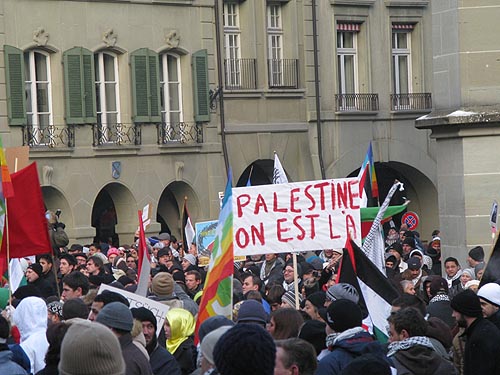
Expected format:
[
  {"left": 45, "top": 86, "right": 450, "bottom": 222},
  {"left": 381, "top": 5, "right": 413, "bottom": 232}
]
[
  {"left": 192, "top": 49, "right": 210, "bottom": 122},
  {"left": 131, "top": 48, "right": 160, "bottom": 123},
  {"left": 4, "top": 45, "right": 27, "bottom": 126},
  {"left": 63, "top": 47, "right": 96, "bottom": 124}
]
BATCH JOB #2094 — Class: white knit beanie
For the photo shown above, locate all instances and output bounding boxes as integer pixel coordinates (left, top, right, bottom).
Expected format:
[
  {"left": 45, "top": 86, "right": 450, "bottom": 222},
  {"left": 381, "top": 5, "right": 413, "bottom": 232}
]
[{"left": 478, "top": 282, "right": 500, "bottom": 307}]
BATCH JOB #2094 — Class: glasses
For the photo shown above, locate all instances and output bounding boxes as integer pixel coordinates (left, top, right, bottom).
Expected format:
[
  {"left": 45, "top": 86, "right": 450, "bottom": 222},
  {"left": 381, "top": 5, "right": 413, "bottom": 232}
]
[{"left": 283, "top": 269, "right": 294, "bottom": 274}]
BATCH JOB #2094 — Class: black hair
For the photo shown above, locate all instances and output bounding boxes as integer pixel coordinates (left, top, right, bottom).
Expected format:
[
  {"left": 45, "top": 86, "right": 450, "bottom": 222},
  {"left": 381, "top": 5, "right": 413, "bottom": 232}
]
[
  {"left": 388, "top": 307, "right": 427, "bottom": 337},
  {"left": 62, "top": 271, "right": 90, "bottom": 295}
]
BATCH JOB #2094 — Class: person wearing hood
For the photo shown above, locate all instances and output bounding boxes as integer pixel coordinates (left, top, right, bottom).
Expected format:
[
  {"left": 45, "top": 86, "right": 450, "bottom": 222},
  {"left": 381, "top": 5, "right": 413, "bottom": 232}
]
[
  {"left": 131, "top": 307, "right": 181, "bottom": 375},
  {"left": 316, "top": 299, "right": 391, "bottom": 375},
  {"left": 164, "top": 308, "right": 196, "bottom": 375},
  {"left": 387, "top": 307, "right": 457, "bottom": 374},
  {"left": 449, "top": 268, "right": 474, "bottom": 299},
  {"left": 12, "top": 296, "right": 49, "bottom": 374}
]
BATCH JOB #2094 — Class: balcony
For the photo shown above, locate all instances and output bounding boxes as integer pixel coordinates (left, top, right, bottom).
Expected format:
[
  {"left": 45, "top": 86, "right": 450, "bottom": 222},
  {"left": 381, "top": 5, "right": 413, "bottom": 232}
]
[
  {"left": 268, "top": 59, "right": 299, "bottom": 89},
  {"left": 224, "top": 59, "right": 257, "bottom": 90},
  {"left": 157, "top": 122, "right": 203, "bottom": 145},
  {"left": 93, "top": 123, "right": 141, "bottom": 146},
  {"left": 335, "top": 94, "right": 379, "bottom": 112},
  {"left": 391, "top": 93, "right": 432, "bottom": 112},
  {"left": 23, "top": 125, "right": 75, "bottom": 148}
]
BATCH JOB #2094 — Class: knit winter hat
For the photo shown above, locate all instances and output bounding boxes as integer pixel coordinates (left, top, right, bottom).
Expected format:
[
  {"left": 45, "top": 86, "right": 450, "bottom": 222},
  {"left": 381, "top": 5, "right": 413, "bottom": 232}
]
[
  {"left": 198, "top": 316, "right": 235, "bottom": 344},
  {"left": 306, "top": 291, "right": 326, "bottom": 309},
  {"left": 201, "top": 326, "right": 232, "bottom": 365},
  {"left": 429, "top": 277, "right": 448, "bottom": 297},
  {"left": 151, "top": 272, "right": 175, "bottom": 297},
  {"left": 182, "top": 254, "right": 197, "bottom": 266},
  {"left": 478, "top": 282, "right": 500, "bottom": 307},
  {"left": 237, "top": 300, "right": 268, "bottom": 325},
  {"left": 131, "top": 307, "right": 157, "bottom": 332},
  {"left": 451, "top": 290, "right": 482, "bottom": 318},
  {"left": 298, "top": 319, "right": 327, "bottom": 355},
  {"left": 281, "top": 291, "right": 303, "bottom": 308},
  {"left": 47, "top": 301, "right": 63, "bottom": 319},
  {"left": 462, "top": 268, "right": 476, "bottom": 280},
  {"left": 62, "top": 298, "right": 89, "bottom": 320},
  {"left": 326, "top": 283, "right": 359, "bottom": 303},
  {"left": 402, "top": 237, "right": 416, "bottom": 248},
  {"left": 326, "top": 299, "right": 362, "bottom": 332},
  {"left": 27, "top": 263, "right": 43, "bottom": 277},
  {"left": 58, "top": 320, "right": 125, "bottom": 375},
  {"left": 469, "top": 246, "right": 484, "bottom": 262},
  {"left": 95, "top": 301, "right": 134, "bottom": 332},
  {"left": 214, "top": 324, "right": 276, "bottom": 375}
]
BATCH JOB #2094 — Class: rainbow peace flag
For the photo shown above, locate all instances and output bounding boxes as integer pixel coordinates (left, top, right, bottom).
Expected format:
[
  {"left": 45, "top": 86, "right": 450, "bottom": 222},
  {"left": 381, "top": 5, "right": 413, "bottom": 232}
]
[{"left": 195, "top": 170, "right": 234, "bottom": 341}]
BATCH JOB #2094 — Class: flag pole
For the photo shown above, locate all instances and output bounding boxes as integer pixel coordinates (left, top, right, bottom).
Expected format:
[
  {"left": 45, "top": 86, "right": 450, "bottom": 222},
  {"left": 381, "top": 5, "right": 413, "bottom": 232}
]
[
  {"left": 292, "top": 252, "right": 300, "bottom": 309},
  {"left": 5, "top": 199, "right": 11, "bottom": 303}
]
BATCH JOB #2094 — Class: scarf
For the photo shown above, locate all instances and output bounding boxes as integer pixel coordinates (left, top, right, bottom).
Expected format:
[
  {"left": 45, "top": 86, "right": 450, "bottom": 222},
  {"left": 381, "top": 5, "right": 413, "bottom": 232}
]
[
  {"left": 387, "top": 336, "right": 433, "bottom": 357},
  {"left": 429, "top": 293, "right": 450, "bottom": 304},
  {"left": 261, "top": 259, "right": 277, "bottom": 281},
  {"left": 446, "top": 270, "right": 462, "bottom": 288},
  {"left": 283, "top": 278, "right": 301, "bottom": 292},
  {"left": 325, "top": 326, "right": 365, "bottom": 350}
]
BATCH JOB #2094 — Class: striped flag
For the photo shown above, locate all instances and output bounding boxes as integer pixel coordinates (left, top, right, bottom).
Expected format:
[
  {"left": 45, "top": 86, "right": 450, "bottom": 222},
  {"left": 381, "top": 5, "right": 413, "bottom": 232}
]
[
  {"left": 362, "top": 181, "right": 405, "bottom": 272},
  {"left": 135, "top": 210, "right": 151, "bottom": 296},
  {"left": 273, "top": 152, "right": 289, "bottom": 184},
  {"left": 195, "top": 170, "right": 234, "bottom": 342},
  {"left": 357, "top": 142, "right": 378, "bottom": 207},
  {"left": 0, "top": 137, "right": 14, "bottom": 200},
  {"left": 338, "top": 238, "right": 399, "bottom": 342},
  {"left": 182, "top": 200, "right": 195, "bottom": 249}
]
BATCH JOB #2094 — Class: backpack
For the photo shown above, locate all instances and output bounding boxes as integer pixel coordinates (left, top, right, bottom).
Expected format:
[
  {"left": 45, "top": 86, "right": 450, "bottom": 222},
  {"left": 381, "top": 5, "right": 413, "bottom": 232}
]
[{"left": 50, "top": 223, "right": 69, "bottom": 247}]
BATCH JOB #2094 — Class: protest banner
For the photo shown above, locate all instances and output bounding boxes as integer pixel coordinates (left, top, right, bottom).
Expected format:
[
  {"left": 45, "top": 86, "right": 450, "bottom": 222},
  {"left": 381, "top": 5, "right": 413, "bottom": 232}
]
[
  {"left": 98, "top": 283, "right": 169, "bottom": 336},
  {"left": 232, "top": 178, "right": 361, "bottom": 256}
]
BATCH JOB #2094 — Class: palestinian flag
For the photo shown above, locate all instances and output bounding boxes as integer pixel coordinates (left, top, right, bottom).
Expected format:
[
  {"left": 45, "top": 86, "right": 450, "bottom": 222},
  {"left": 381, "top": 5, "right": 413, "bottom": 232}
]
[
  {"left": 360, "top": 204, "right": 408, "bottom": 239},
  {"left": 337, "top": 238, "right": 400, "bottom": 342}
]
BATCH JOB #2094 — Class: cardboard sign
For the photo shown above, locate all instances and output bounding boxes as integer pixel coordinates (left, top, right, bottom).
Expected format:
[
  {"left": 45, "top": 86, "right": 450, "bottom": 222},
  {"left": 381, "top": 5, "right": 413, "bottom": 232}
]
[
  {"left": 98, "top": 284, "right": 169, "bottom": 336},
  {"left": 232, "top": 178, "right": 361, "bottom": 256}
]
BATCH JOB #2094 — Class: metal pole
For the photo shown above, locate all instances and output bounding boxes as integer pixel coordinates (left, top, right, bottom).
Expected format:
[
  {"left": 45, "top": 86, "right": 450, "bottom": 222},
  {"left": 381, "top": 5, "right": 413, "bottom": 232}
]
[{"left": 214, "top": 0, "right": 230, "bottom": 174}]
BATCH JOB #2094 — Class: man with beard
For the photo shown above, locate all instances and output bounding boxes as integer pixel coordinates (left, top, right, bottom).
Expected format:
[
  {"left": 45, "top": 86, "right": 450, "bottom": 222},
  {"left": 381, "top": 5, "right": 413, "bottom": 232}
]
[
  {"left": 132, "top": 307, "right": 181, "bottom": 375},
  {"left": 451, "top": 290, "right": 500, "bottom": 375}
]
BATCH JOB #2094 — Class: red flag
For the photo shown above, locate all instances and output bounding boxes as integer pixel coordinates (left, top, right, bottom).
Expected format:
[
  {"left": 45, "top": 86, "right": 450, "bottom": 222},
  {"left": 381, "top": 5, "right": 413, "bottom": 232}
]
[{"left": 0, "top": 163, "right": 51, "bottom": 258}]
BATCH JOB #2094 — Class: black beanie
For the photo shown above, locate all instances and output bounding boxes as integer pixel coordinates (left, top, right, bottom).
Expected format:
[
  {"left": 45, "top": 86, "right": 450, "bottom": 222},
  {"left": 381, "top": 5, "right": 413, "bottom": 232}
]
[
  {"left": 131, "top": 307, "right": 157, "bottom": 332},
  {"left": 451, "top": 290, "right": 482, "bottom": 318},
  {"left": 326, "top": 299, "right": 362, "bottom": 332},
  {"left": 28, "top": 263, "right": 43, "bottom": 277},
  {"left": 468, "top": 246, "right": 484, "bottom": 262},
  {"left": 306, "top": 291, "right": 326, "bottom": 310},
  {"left": 298, "top": 319, "right": 327, "bottom": 355},
  {"left": 214, "top": 324, "right": 275, "bottom": 375}
]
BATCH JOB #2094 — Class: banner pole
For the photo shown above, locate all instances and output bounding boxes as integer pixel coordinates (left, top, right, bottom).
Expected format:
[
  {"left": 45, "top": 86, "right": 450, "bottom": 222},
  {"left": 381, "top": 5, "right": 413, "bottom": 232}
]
[{"left": 293, "top": 253, "right": 300, "bottom": 309}]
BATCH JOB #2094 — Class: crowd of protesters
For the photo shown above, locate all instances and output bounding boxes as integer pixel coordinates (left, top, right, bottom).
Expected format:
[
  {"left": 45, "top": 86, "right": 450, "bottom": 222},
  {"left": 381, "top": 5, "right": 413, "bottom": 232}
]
[{"left": 0, "top": 221, "right": 499, "bottom": 375}]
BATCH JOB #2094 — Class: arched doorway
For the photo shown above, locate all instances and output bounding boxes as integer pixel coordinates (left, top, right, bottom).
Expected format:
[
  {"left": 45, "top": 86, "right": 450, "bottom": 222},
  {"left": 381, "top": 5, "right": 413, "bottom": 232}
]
[
  {"left": 236, "top": 159, "right": 291, "bottom": 187},
  {"left": 42, "top": 186, "right": 73, "bottom": 232},
  {"left": 91, "top": 183, "right": 137, "bottom": 246},
  {"left": 348, "top": 161, "right": 438, "bottom": 243},
  {"left": 157, "top": 181, "right": 199, "bottom": 240}
]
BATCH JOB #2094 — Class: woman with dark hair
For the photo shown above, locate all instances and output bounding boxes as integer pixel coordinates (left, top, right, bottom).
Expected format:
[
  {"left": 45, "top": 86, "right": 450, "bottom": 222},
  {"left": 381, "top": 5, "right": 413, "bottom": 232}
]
[
  {"left": 267, "top": 308, "right": 304, "bottom": 340},
  {"left": 36, "top": 322, "right": 70, "bottom": 375}
]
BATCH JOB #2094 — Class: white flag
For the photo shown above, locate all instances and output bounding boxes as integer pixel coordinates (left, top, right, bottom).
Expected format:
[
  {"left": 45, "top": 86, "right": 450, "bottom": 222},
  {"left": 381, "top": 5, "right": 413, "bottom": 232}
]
[
  {"left": 273, "top": 153, "right": 289, "bottom": 184},
  {"left": 362, "top": 181, "right": 404, "bottom": 273}
]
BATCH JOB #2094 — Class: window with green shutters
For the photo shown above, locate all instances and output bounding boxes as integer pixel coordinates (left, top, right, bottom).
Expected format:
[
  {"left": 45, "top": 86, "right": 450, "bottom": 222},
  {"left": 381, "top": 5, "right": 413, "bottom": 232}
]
[
  {"left": 63, "top": 47, "right": 97, "bottom": 124},
  {"left": 4, "top": 45, "right": 27, "bottom": 125},
  {"left": 130, "top": 48, "right": 161, "bottom": 123},
  {"left": 192, "top": 49, "right": 210, "bottom": 122}
]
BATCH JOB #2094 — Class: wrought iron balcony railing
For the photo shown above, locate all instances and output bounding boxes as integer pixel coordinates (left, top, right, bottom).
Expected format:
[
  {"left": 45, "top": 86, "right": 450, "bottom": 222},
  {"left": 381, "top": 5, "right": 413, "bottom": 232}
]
[
  {"left": 157, "top": 122, "right": 203, "bottom": 145},
  {"left": 92, "top": 123, "right": 141, "bottom": 146},
  {"left": 390, "top": 93, "right": 432, "bottom": 111},
  {"left": 335, "top": 93, "right": 379, "bottom": 112},
  {"left": 22, "top": 125, "right": 75, "bottom": 148},
  {"left": 224, "top": 58, "right": 257, "bottom": 90},
  {"left": 268, "top": 59, "right": 299, "bottom": 89}
]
